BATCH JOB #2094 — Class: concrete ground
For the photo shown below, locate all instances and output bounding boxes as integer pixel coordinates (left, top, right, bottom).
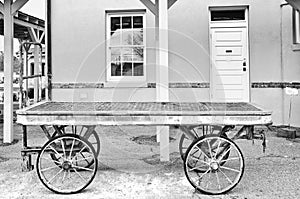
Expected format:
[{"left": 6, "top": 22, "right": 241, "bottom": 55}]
[{"left": 0, "top": 124, "right": 300, "bottom": 199}]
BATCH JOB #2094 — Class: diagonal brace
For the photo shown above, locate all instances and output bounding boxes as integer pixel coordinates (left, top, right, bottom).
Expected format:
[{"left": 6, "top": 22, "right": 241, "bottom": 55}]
[{"left": 11, "top": 0, "right": 29, "bottom": 16}]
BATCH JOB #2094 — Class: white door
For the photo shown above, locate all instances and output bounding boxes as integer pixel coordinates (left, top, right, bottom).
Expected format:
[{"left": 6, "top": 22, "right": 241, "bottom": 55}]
[{"left": 210, "top": 27, "right": 249, "bottom": 102}]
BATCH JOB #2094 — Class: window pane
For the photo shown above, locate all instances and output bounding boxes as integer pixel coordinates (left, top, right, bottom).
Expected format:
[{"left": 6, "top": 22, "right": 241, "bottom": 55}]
[
  {"left": 121, "top": 30, "right": 133, "bottom": 45},
  {"left": 111, "top": 48, "right": 121, "bottom": 63},
  {"left": 133, "top": 47, "right": 143, "bottom": 61},
  {"left": 111, "top": 63, "right": 121, "bottom": 76},
  {"left": 133, "top": 16, "right": 143, "bottom": 28},
  {"left": 111, "top": 17, "right": 121, "bottom": 31},
  {"left": 133, "top": 30, "right": 143, "bottom": 45},
  {"left": 110, "top": 31, "right": 121, "bottom": 46},
  {"left": 122, "top": 48, "right": 133, "bottom": 61},
  {"left": 122, "top": 63, "right": 133, "bottom": 76},
  {"left": 122, "top": 16, "right": 132, "bottom": 29},
  {"left": 211, "top": 10, "right": 245, "bottom": 21},
  {"left": 133, "top": 63, "right": 143, "bottom": 76}
]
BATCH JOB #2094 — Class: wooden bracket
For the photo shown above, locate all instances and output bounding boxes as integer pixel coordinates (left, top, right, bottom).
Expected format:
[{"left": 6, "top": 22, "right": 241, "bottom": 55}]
[
  {"left": 140, "top": 0, "right": 158, "bottom": 15},
  {"left": 11, "top": 0, "right": 29, "bottom": 16},
  {"left": 286, "top": 0, "right": 300, "bottom": 11}
]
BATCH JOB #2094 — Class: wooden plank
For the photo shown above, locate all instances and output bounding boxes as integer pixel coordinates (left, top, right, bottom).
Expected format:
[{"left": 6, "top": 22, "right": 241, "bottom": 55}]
[
  {"left": 16, "top": 102, "right": 272, "bottom": 116},
  {"left": 16, "top": 114, "right": 272, "bottom": 126}
]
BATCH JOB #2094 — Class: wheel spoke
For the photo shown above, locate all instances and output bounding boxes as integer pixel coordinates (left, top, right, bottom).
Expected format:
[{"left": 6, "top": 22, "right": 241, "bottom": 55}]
[
  {"left": 60, "top": 140, "right": 66, "bottom": 158},
  {"left": 68, "top": 139, "right": 76, "bottom": 159},
  {"left": 220, "top": 166, "right": 240, "bottom": 173},
  {"left": 190, "top": 155, "right": 209, "bottom": 165},
  {"left": 214, "top": 139, "right": 221, "bottom": 159},
  {"left": 62, "top": 170, "right": 67, "bottom": 182},
  {"left": 49, "top": 145, "right": 64, "bottom": 160},
  {"left": 218, "top": 146, "right": 231, "bottom": 161},
  {"left": 72, "top": 165, "right": 94, "bottom": 172},
  {"left": 205, "top": 170, "right": 211, "bottom": 189},
  {"left": 195, "top": 146, "right": 210, "bottom": 160},
  {"left": 79, "top": 152, "right": 91, "bottom": 165},
  {"left": 74, "top": 156, "right": 94, "bottom": 162},
  {"left": 207, "top": 140, "right": 213, "bottom": 159},
  {"left": 219, "top": 168, "right": 233, "bottom": 184},
  {"left": 198, "top": 168, "right": 211, "bottom": 180},
  {"left": 41, "top": 165, "right": 60, "bottom": 172},
  {"left": 219, "top": 157, "right": 240, "bottom": 164},
  {"left": 215, "top": 171, "right": 221, "bottom": 190},
  {"left": 189, "top": 165, "right": 208, "bottom": 172},
  {"left": 73, "top": 168, "right": 88, "bottom": 183},
  {"left": 47, "top": 169, "right": 64, "bottom": 184}
]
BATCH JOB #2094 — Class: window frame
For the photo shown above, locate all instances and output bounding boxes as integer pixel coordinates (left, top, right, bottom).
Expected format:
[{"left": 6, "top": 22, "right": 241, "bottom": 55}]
[
  {"left": 293, "top": 9, "right": 300, "bottom": 44},
  {"left": 106, "top": 12, "right": 146, "bottom": 82}
]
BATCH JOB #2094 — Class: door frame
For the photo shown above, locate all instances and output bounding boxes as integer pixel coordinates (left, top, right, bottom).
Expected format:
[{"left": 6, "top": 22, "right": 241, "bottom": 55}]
[{"left": 209, "top": 6, "right": 250, "bottom": 102}]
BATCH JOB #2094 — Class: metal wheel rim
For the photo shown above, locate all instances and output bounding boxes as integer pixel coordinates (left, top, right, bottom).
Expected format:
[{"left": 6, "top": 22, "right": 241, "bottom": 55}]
[
  {"left": 37, "top": 134, "right": 98, "bottom": 194},
  {"left": 184, "top": 135, "right": 244, "bottom": 195}
]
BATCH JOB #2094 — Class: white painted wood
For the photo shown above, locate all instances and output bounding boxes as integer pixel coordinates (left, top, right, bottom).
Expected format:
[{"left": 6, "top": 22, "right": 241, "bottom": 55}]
[
  {"left": 210, "top": 27, "right": 249, "bottom": 102},
  {"left": 156, "top": 0, "right": 169, "bottom": 161},
  {"left": 33, "top": 45, "right": 40, "bottom": 103},
  {"left": 156, "top": 0, "right": 169, "bottom": 102},
  {"left": 140, "top": 0, "right": 157, "bottom": 15},
  {"left": 16, "top": 113, "right": 273, "bottom": 126},
  {"left": 3, "top": 0, "right": 14, "bottom": 143},
  {"left": 11, "top": 0, "right": 29, "bottom": 15},
  {"left": 286, "top": 0, "right": 300, "bottom": 11},
  {"left": 0, "top": 2, "right": 4, "bottom": 13}
]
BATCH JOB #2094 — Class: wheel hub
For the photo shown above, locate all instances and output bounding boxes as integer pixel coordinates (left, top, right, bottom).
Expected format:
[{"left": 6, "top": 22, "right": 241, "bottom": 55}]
[
  {"left": 210, "top": 161, "right": 219, "bottom": 171},
  {"left": 62, "top": 161, "right": 72, "bottom": 170}
]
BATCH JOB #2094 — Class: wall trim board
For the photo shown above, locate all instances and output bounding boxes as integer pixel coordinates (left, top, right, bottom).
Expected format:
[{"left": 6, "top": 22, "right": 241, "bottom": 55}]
[{"left": 51, "top": 82, "right": 300, "bottom": 89}]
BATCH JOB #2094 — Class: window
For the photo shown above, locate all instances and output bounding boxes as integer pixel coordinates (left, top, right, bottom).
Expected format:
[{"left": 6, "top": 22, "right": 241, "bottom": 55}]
[
  {"left": 107, "top": 13, "right": 145, "bottom": 81},
  {"left": 211, "top": 10, "right": 245, "bottom": 21},
  {"left": 30, "top": 63, "right": 34, "bottom": 76},
  {"left": 293, "top": 9, "right": 300, "bottom": 44}
]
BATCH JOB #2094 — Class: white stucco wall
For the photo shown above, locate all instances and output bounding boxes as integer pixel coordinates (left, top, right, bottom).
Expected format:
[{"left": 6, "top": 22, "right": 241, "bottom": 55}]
[{"left": 50, "top": 0, "right": 300, "bottom": 126}]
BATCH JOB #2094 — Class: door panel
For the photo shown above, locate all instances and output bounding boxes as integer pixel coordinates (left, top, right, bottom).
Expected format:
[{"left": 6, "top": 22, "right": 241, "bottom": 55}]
[{"left": 211, "top": 27, "right": 249, "bottom": 102}]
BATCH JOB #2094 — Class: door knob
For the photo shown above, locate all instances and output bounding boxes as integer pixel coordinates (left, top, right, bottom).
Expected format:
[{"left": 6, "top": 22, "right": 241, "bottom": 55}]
[{"left": 243, "top": 67, "right": 246, "bottom": 72}]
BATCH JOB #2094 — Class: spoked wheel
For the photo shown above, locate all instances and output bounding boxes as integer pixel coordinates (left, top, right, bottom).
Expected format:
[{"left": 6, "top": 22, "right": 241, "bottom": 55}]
[
  {"left": 37, "top": 134, "right": 98, "bottom": 194},
  {"left": 184, "top": 135, "right": 244, "bottom": 195},
  {"left": 51, "top": 126, "right": 100, "bottom": 168},
  {"left": 179, "top": 125, "right": 222, "bottom": 160}
]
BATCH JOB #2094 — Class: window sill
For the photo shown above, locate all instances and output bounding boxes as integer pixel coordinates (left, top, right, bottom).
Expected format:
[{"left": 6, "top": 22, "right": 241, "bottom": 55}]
[{"left": 291, "top": 44, "right": 300, "bottom": 51}]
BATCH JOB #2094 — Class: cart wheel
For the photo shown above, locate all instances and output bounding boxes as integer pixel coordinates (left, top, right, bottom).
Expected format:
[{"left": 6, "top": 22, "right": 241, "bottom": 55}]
[
  {"left": 51, "top": 126, "right": 100, "bottom": 168},
  {"left": 184, "top": 135, "right": 244, "bottom": 195},
  {"left": 37, "top": 134, "right": 98, "bottom": 194},
  {"left": 179, "top": 125, "right": 222, "bottom": 160}
]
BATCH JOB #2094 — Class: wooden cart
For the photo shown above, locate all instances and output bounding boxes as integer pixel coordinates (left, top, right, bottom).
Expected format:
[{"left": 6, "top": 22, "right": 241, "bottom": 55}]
[{"left": 16, "top": 101, "right": 272, "bottom": 195}]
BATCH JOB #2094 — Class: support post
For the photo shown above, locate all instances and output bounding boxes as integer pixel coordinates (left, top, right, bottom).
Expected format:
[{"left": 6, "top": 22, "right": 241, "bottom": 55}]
[
  {"left": 155, "top": 0, "right": 170, "bottom": 162},
  {"left": 3, "top": 0, "right": 14, "bottom": 143},
  {"left": 33, "top": 45, "right": 40, "bottom": 103}
]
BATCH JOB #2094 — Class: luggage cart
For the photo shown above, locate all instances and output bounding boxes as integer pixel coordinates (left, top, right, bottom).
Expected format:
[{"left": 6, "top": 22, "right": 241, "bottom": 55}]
[{"left": 16, "top": 101, "right": 272, "bottom": 195}]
